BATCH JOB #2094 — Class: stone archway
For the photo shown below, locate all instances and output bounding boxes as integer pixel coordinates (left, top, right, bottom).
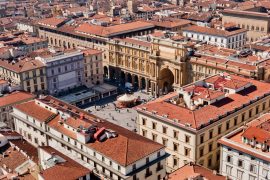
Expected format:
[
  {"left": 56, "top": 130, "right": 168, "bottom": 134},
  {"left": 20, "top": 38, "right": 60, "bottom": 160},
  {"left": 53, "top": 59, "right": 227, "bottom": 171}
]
[
  {"left": 141, "top": 77, "right": 146, "bottom": 89},
  {"left": 134, "top": 75, "right": 139, "bottom": 88},
  {"left": 110, "top": 69, "right": 116, "bottom": 81},
  {"left": 159, "top": 68, "right": 174, "bottom": 94},
  {"left": 127, "top": 73, "right": 132, "bottom": 83},
  {"left": 120, "top": 71, "right": 125, "bottom": 85},
  {"left": 104, "top": 66, "right": 109, "bottom": 79}
]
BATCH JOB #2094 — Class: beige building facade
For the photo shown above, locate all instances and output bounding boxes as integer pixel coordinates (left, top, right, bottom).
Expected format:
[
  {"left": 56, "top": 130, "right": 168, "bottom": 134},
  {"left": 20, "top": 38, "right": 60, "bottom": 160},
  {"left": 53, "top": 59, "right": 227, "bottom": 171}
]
[
  {"left": 0, "top": 58, "right": 47, "bottom": 94},
  {"left": 83, "top": 49, "right": 104, "bottom": 88},
  {"left": 107, "top": 37, "right": 189, "bottom": 96},
  {"left": 222, "top": 8, "right": 270, "bottom": 42},
  {"left": 136, "top": 73, "right": 270, "bottom": 172}
]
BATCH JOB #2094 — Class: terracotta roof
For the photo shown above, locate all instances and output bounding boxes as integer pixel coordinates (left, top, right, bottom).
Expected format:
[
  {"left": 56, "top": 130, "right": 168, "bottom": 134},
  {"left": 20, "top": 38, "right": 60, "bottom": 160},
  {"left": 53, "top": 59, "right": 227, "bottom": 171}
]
[
  {"left": 37, "top": 17, "right": 68, "bottom": 28},
  {"left": 242, "top": 126, "right": 270, "bottom": 145},
  {"left": 10, "top": 139, "right": 38, "bottom": 163},
  {"left": 39, "top": 146, "right": 90, "bottom": 180},
  {"left": 148, "top": 18, "right": 191, "bottom": 28},
  {"left": 14, "top": 96, "right": 164, "bottom": 166},
  {"left": 14, "top": 100, "right": 56, "bottom": 123},
  {"left": 0, "top": 58, "right": 45, "bottom": 73},
  {"left": 114, "top": 38, "right": 151, "bottom": 48},
  {"left": 137, "top": 74, "right": 270, "bottom": 130},
  {"left": 75, "top": 21, "right": 154, "bottom": 37},
  {"left": 168, "top": 163, "right": 225, "bottom": 180},
  {"left": 182, "top": 25, "right": 247, "bottom": 37},
  {"left": 83, "top": 49, "right": 103, "bottom": 56},
  {"left": 0, "top": 145, "right": 28, "bottom": 171},
  {"left": 218, "top": 113, "right": 270, "bottom": 163},
  {"left": 222, "top": 9, "right": 270, "bottom": 18},
  {"left": 0, "top": 91, "right": 35, "bottom": 107}
]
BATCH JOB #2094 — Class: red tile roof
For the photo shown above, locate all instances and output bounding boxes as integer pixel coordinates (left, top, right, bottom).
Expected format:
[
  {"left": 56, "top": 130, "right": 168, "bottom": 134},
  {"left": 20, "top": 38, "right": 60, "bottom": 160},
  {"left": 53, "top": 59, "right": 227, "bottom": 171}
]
[
  {"left": 114, "top": 37, "right": 151, "bottom": 48},
  {"left": 219, "top": 113, "right": 270, "bottom": 162},
  {"left": 137, "top": 74, "right": 270, "bottom": 130},
  {"left": 14, "top": 100, "right": 56, "bottom": 123},
  {"left": 0, "top": 145, "right": 28, "bottom": 171},
  {"left": 75, "top": 21, "right": 154, "bottom": 37},
  {"left": 0, "top": 58, "right": 45, "bottom": 73},
  {"left": 83, "top": 49, "right": 103, "bottom": 56},
  {"left": 10, "top": 139, "right": 39, "bottom": 163},
  {"left": 168, "top": 163, "right": 225, "bottom": 180},
  {"left": 39, "top": 146, "right": 90, "bottom": 180},
  {"left": 14, "top": 96, "right": 164, "bottom": 166},
  {"left": 182, "top": 25, "right": 247, "bottom": 37},
  {"left": 0, "top": 91, "right": 35, "bottom": 107},
  {"left": 37, "top": 17, "right": 68, "bottom": 28}
]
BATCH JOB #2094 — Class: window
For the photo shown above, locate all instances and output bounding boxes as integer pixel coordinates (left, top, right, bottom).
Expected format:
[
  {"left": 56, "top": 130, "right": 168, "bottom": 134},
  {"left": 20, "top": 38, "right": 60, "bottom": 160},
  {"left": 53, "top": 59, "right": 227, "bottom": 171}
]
[
  {"left": 142, "top": 129, "right": 147, "bottom": 137},
  {"left": 237, "top": 170, "right": 243, "bottom": 180},
  {"left": 262, "top": 169, "right": 268, "bottom": 177},
  {"left": 238, "top": 159, "right": 243, "bottom": 167},
  {"left": 208, "top": 157, "right": 212, "bottom": 167},
  {"left": 209, "top": 130, "right": 213, "bottom": 139},
  {"left": 227, "top": 155, "right": 232, "bottom": 163},
  {"left": 40, "top": 69, "right": 44, "bottom": 75},
  {"left": 250, "top": 164, "right": 256, "bottom": 173},
  {"left": 118, "top": 165, "right": 121, "bottom": 171},
  {"left": 142, "top": 118, "right": 146, "bottom": 125},
  {"left": 173, "top": 143, "right": 179, "bottom": 152},
  {"left": 152, "top": 122, "right": 156, "bottom": 130},
  {"left": 152, "top": 133, "right": 157, "bottom": 141},
  {"left": 162, "top": 138, "right": 168, "bottom": 146},
  {"left": 226, "top": 165, "right": 232, "bottom": 175},
  {"left": 184, "top": 147, "right": 190, "bottom": 157},
  {"left": 132, "top": 164, "right": 136, "bottom": 170},
  {"left": 146, "top": 157, "right": 149, "bottom": 163},
  {"left": 218, "top": 125, "right": 222, "bottom": 134},
  {"left": 249, "top": 175, "right": 256, "bottom": 180},
  {"left": 263, "top": 102, "right": 266, "bottom": 110},
  {"left": 256, "top": 105, "right": 259, "bottom": 114},
  {"left": 162, "top": 126, "right": 167, "bottom": 134},
  {"left": 173, "top": 156, "right": 179, "bottom": 167},
  {"left": 249, "top": 109, "right": 252, "bottom": 118},
  {"left": 234, "top": 117, "right": 238, "bottom": 126},
  {"left": 27, "top": 134, "right": 31, "bottom": 140},
  {"left": 200, "top": 147, "right": 204, "bottom": 156},
  {"left": 242, "top": 113, "right": 245, "bottom": 122},
  {"left": 145, "top": 168, "right": 152, "bottom": 178},
  {"left": 200, "top": 134, "right": 204, "bottom": 144},
  {"left": 185, "top": 135, "right": 190, "bottom": 143},
  {"left": 226, "top": 121, "right": 230, "bottom": 130},
  {"left": 173, "top": 130, "right": 179, "bottom": 139},
  {"left": 208, "top": 143, "right": 213, "bottom": 152}
]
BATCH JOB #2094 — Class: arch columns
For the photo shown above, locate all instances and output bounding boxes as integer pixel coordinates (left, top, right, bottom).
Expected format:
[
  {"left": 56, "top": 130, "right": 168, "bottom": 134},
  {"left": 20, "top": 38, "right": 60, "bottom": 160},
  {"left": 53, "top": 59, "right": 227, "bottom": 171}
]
[{"left": 138, "top": 76, "right": 142, "bottom": 89}]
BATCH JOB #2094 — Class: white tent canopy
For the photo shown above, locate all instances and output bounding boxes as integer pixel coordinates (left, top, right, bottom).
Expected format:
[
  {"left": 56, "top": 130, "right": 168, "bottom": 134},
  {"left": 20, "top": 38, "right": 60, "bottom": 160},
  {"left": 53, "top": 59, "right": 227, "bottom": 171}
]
[{"left": 117, "top": 93, "right": 136, "bottom": 102}]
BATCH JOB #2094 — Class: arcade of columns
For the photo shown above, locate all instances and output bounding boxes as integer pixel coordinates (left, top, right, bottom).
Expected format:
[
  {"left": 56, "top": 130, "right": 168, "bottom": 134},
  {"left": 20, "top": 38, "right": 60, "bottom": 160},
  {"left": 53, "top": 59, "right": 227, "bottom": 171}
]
[{"left": 105, "top": 37, "right": 189, "bottom": 96}]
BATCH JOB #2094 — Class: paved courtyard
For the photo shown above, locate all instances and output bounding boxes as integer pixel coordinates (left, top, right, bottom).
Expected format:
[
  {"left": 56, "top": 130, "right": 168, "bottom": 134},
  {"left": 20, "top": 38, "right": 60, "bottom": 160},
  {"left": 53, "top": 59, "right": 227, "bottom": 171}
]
[{"left": 83, "top": 90, "right": 155, "bottom": 131}]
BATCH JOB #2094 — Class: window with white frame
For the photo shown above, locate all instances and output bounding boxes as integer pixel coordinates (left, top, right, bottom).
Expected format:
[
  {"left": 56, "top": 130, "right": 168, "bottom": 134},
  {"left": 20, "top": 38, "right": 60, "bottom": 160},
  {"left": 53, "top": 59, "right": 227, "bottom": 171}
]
[{"left": 226, "top": 165, "right": 232, "bottom": 175}]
